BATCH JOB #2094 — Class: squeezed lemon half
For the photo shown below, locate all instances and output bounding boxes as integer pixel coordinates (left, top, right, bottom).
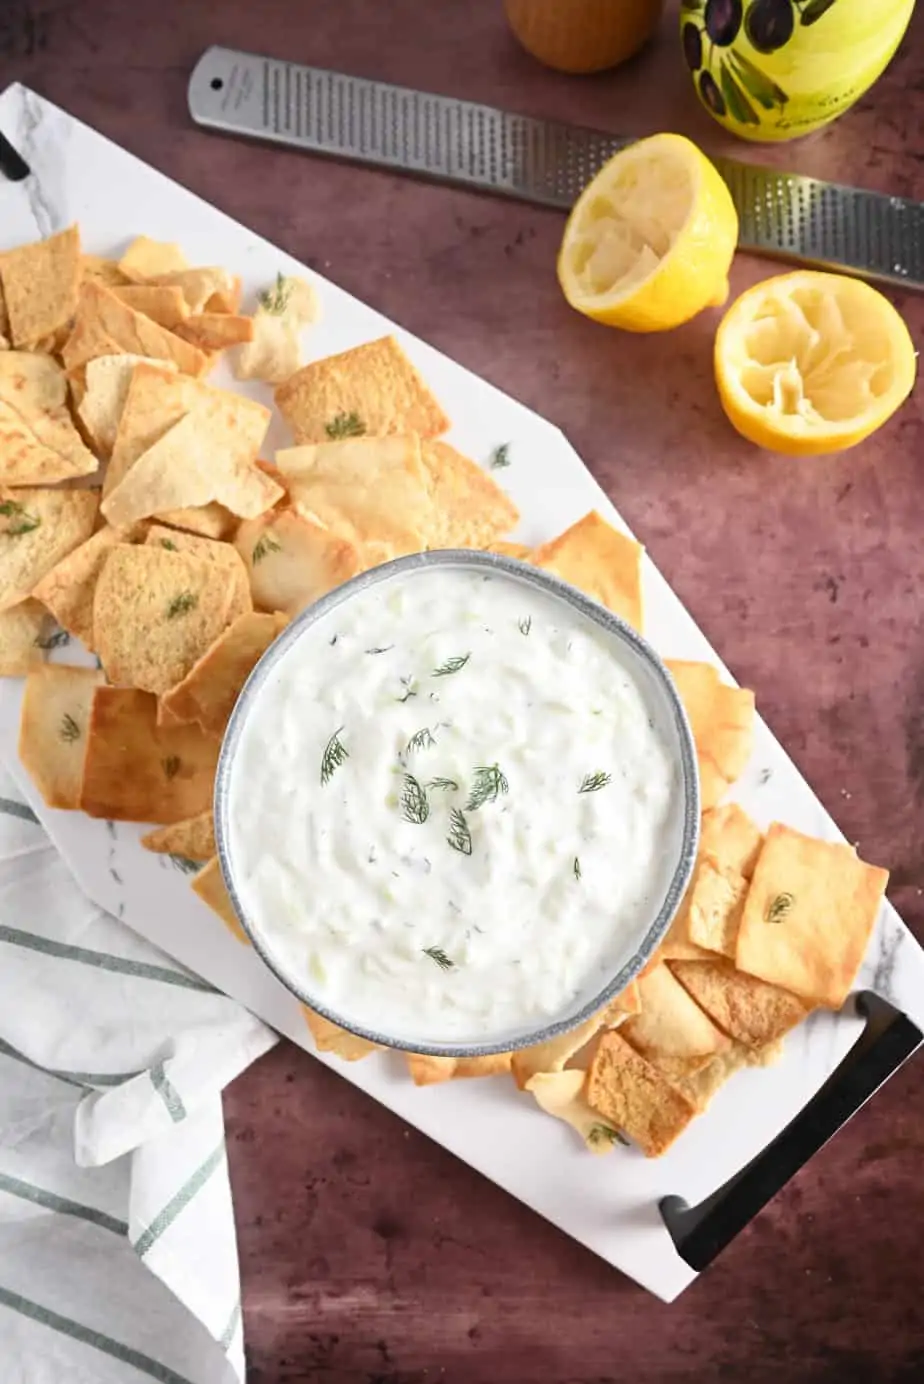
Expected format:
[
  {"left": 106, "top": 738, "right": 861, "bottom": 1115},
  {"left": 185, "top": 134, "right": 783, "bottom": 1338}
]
[
  {"left": 557, "top": 132, "right": 739, "bottom": 332},
  {"left": 714, "top": 271, "right": 917, "bottom": 456}
]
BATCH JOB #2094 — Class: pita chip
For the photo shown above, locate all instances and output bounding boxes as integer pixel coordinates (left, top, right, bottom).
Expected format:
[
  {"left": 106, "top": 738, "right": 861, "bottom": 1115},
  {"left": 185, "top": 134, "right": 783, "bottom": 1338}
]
[
  {"left": 0, "top": 226, "right": 81, "bottom": 347},
  {"left": 144, "top": 268, "right": 241, "bottom": 315},
  {"left": 141, "top": 810, "right": 215, "bottom": 862},
  {"left": 665, "top": 660, "right": 755, "bottom": 809},
  {"left": 190, "top": 857, "right": 248, "bottom": 943},
  {"left": 302, "top": 1005, "right": 380, "bottom": 1061},
  {"left": 586, "top": 1030, "right": 697, "bottom": 1158},
  {"left": 160, "top": 611, "right": 288, "bottom": 735},
  {"left": 277, "top": 434, "right": 434, "bottom": 555},
  {"left": 62, "top": 281, "right": 208, "bottom": 377},
  {"left": 735, "top": 823, "right": 888, "bottom": 1009},
  {"left": 404, "top": 1051, "right": 512, "bottom": 1085},
  {"left": 117, "top": 236, "right": 189, "bottom": 281},
  {"left": 105, "top": 363, "right": 268, "bottom": 495},
  {"left": 174, "top": 314, "right": 255, "bottom": 351},
  {"left": 622, "top": 963, "right": 729, "bottom": 1063},
  {"left": 144, "top": 524, "right": 251, "bottom": 621},
  {"left": 112, "top": 284, "right": 190, "bottom": 329},
  {"left": 156, "top": 505, "right": 237, "bottom": 541},
  {"left": 79, "top": 686, "right": 220, "bottom": 823},
  {"left": 93, "top": 544, "right": 238, "bottom": 695},
  {"left": 102, "top": 408, "right": 280, "bottom": 526},
  {"left": 19, "top": 664, "right": 104, "bottom": 808},
  {"left": 531, "top": 511, "right": 643, "bottom": 631},
  {"left": 81, "top": 255, "right": 131, "bottom": 289},
  {"left": 78, "top": 354, "right": 178, "bottom": 458},
  {"left": 234, "top": 510, "right": 361, "bottom": 617},
  {"left": 669, "top": 958, "right": 811, "bottom": 1049},
  {"left": 511, "top": 1011, "right": 608, "bottom": 1090},
  {"left": 275, "top": 335, "right": 449, "bottom": 444},
  {"left": 32, "top": 523, "right": 144, "bottom": 648},
  {"left": 526, "top": 1070, "right": 622, "bottom": 1155},
  {"left": 0, "top": 351, "right": 99, "bottom": 479},
  {"left": 0, "top": 488, "right": 99, "bottom": 612},
  {"left": 0, "top": 599, "right": 56, "bottom": 676},
  {"left": 420, "top": 440, "right": 519, "bottom": 549}
]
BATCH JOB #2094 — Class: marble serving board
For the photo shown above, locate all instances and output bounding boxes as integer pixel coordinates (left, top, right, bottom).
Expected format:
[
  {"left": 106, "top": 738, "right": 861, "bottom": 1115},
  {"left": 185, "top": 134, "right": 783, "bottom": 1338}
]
[{"left": 1, "top": 81, "right": 922, "bottom": 1305}]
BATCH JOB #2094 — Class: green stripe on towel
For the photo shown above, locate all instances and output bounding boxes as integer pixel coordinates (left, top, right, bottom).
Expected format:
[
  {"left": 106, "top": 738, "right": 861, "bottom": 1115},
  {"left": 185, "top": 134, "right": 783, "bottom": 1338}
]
[{"left": 0, "top": 1285, "right": 197, "bottom": 1384}]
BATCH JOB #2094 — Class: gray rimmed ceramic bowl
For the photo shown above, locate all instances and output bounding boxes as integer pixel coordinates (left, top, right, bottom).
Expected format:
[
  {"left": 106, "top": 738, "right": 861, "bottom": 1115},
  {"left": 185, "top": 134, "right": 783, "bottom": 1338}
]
[{"left": 214, "top": 549, "right": 700, "bottom": 1058}]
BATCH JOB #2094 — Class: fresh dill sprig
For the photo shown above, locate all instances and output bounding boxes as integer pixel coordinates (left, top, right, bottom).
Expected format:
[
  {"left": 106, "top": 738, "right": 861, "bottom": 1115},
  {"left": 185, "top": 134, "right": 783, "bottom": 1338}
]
[
  {"left": 59, "top": 713, "right": 80, "bottom": 743},
  {"left": 573, "top": 856, "right": 581, "bottom": 881},
  {"left": 162, "top": 755, "right": 181, "bottom": 780},
  {"left": 396, "top": 675, "right": 418, "bottom": 703},
  {"left": 587, "top": 1123, "right": 623, "bottom": 1148},
  {"left": 447, "top": 807, "right": 472, "bottom": 856},
  {"left": 422, "top": 945, "right": 454, "bottom": 971},
  {"left": 34, "top": 627, "right": 69, "bottom": 650},
  {"left": 252, "top": 533, "right": 282, "bottom": 564},
  {"left": 166, "top": 591, "right": 198, "bottom": 620},
  {"left": 400, "top": 774, "right": 429, "bottom": 824},
  {"left": 432, "top": 653, "right": 470, "bottom": 677},
  {"left": 518, "top": 616, "right": 531, "bottom": 636},
  {"left": 578, "top": 771, "right": 611, "bottom": 794},
  {"left": 170, "top": 854, "right": 201, "bottom": 875},
  {"left": 320, "top": 728, "right": 349, "bottom": 785},
  {"left": 366, "top": 645, "right": 394, "bottom": 655},
  {"left": 766, "top": 891, "right": 795, "bottom": 924},
  {"left": 405, "top": 727, "right": 436, "bottom": 757},
  {"left": 0, "top": 499, "right": 41, "bottom": 536},
  {"left": 490, "top": 442, "right": 511, "bottom": 470},
  {"left": 428, "top": 777, "right": 459, "bottom": 792},
  {"left": 257, "top": 272, "right": 292, "bottom": 315},
  {"left": 325, "top": 410, "right": 366, "bottom": 439},
  {"left": 465, "top": 764, "right": 508, "bottom": 811}
]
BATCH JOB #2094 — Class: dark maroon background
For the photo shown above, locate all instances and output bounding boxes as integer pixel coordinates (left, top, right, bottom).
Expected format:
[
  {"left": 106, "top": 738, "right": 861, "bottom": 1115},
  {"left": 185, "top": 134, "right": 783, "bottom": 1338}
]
[{"left": 3, "top": 1, "right": 924, "bottom": 1379}]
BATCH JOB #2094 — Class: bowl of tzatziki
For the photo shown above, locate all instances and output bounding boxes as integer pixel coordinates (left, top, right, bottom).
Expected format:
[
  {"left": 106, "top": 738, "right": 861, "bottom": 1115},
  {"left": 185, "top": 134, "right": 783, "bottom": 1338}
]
[{"left": 215, "top": 550, "right": 700, "bottom": 1056}]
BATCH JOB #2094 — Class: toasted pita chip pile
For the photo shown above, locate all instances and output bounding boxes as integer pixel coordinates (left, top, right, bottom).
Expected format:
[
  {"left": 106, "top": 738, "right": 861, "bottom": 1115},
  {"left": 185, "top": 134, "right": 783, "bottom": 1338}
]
[
  {"left": 4, "top": 225, "right": 889, "bottom": 1163},
  {"left": 275, "top": 335, "right": 450, "bottom": 443},
  {"left": 141, "top": 810, "right": 216, "bottom": 863}
]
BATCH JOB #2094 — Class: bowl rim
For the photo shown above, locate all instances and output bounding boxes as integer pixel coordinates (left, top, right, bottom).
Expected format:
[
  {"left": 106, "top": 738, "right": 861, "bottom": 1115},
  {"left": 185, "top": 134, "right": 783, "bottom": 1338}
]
[{"left": 214, "top": 548, "right": 701, "bottom": 1057}]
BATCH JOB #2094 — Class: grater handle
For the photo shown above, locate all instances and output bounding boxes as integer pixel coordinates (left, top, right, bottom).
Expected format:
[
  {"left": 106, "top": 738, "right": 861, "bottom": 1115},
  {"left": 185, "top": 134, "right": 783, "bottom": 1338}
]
[
  {"left": 659, "top": 991, "right": 923, "bottom": 1272},
  {"left": 188, "top": 46, "right": 924, "bottom": 292}
]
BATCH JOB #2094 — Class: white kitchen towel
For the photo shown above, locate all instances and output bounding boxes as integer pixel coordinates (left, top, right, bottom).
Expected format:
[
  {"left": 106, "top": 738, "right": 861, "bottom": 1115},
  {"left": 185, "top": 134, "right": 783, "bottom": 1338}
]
[{"left": 0, "top": 763, "right": 278, "bottom": 1383}]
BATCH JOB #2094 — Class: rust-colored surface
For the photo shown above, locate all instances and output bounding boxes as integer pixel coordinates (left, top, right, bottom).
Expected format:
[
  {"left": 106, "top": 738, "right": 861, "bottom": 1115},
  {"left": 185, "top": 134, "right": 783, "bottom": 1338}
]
[{"left": 4, "top": 1, "right": 924, "bottom": 1379}]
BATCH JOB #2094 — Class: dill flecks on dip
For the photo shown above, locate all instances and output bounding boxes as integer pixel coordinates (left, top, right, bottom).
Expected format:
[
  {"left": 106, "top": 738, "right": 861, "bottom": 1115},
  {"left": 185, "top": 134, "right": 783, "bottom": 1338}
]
[{"left": 226, "top": 567, "right": 681, "bottom": 1043}]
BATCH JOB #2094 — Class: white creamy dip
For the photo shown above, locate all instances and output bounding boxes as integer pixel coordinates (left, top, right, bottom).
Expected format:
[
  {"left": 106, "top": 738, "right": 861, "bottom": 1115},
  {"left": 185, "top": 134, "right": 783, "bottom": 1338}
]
[{"left": 226, "top": 565, "right": 683, "bottom": 1045}]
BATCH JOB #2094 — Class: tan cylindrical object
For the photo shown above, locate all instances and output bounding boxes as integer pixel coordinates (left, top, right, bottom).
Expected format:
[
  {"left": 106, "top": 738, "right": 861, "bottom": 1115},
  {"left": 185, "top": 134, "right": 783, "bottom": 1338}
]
[{"left": 504, "top": 0, "right": 665, "bottom": 75}]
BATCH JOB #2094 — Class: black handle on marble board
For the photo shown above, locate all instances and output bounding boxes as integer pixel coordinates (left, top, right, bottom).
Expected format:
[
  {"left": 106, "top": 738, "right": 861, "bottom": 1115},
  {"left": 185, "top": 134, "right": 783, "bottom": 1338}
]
[
  {"left": 0, "top": 131, "right": 30, "bottom": 181},
  {"left": 660, "top": 991, "right": 923, "bottom": 1273}
]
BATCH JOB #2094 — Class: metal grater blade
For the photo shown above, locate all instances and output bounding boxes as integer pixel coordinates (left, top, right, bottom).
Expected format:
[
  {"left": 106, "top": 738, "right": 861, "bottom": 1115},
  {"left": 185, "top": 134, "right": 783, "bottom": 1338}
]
[{"left": 188, "top": 45, "right": 924, "bottom": 292}]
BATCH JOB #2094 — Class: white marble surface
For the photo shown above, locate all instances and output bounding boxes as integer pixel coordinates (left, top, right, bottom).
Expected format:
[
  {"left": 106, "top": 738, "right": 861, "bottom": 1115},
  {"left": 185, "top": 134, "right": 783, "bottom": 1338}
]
[{"left": 1, "top": 81, "right": 922, "bottom": 1304}]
